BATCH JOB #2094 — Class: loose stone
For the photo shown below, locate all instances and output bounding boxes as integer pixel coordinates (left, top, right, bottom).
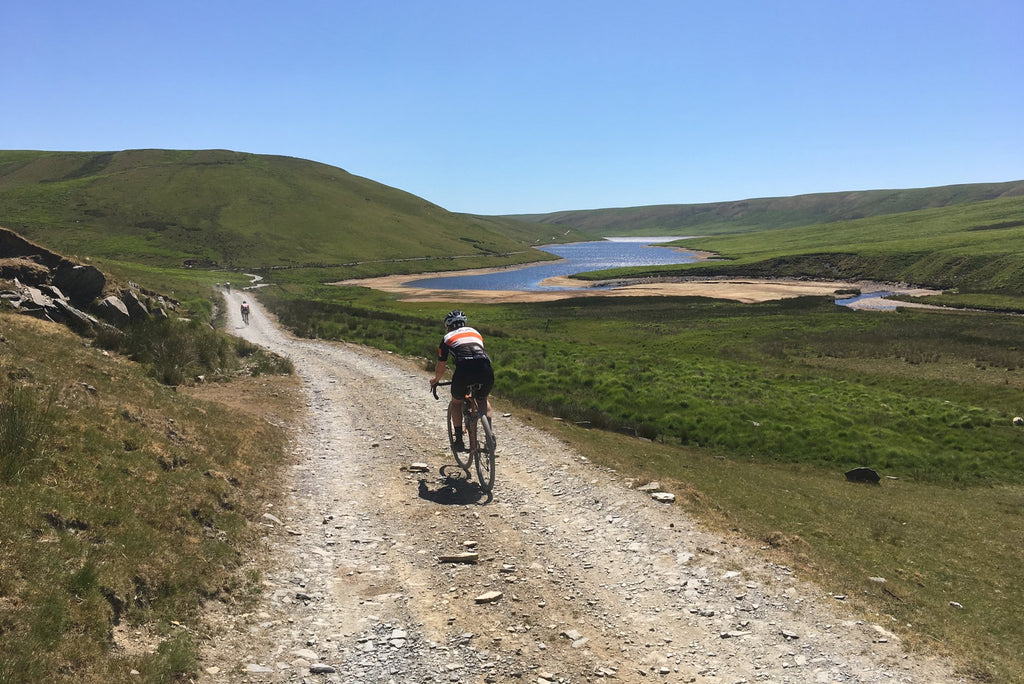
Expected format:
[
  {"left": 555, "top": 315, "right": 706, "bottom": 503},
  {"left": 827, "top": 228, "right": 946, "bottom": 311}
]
[
  {"left": 475, "top": 591, "right": 503, "bottom": 604},
  {"left": 439, "top": 552, "right": 480, "bottom": 564}
]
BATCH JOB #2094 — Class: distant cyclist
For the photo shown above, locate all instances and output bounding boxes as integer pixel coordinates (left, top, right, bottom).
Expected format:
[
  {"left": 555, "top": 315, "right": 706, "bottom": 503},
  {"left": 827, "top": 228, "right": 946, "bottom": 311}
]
[
  {"left": 429, "top": 310, "right": 494, "bottom": 452},
  {"left": 240, "top": 300, "right": 250, "bottom": 325}
]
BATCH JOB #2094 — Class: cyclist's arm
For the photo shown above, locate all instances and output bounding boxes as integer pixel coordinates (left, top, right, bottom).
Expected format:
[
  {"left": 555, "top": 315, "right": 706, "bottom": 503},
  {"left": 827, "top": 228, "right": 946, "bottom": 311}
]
[
  {"left": 431, "top": 338, "right": 453, "bottom": 386},
  {"left": 430, "top": 360, "right": 448, "bottom": 386}
]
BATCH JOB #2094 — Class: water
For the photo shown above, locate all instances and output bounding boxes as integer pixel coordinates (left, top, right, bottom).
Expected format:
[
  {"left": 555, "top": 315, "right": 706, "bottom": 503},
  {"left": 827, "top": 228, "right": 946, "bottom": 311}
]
[
  {"left": 404, "top": 238, "right": 897, "bottom": 309},
  {"left": 835, "top": 291, "right": 897, "bottom": 310},
  {"left": 408, "top": 237, "right": 699, "bottom": 291}
]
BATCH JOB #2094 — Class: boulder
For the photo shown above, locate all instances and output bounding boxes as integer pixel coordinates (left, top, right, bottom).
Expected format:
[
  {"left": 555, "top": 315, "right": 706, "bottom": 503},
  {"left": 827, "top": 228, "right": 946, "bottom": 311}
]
[
  {"left": 121, "top": 289, "right": 151, "bottom": 321},
  {"left": 95, "top": 295, "right": 131, "bottom": 327},
  {"left": 845, "top": 467, "right": 881, "bottom": 485},
  {"left": 53, "top": 264, "right": 106, "bottom": 305}
]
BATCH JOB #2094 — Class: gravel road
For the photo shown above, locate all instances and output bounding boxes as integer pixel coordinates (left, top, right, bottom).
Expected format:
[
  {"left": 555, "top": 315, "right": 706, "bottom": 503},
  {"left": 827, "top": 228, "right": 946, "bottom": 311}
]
[{"left": 199, "top": 290, "right": 964, "bottom": 683}]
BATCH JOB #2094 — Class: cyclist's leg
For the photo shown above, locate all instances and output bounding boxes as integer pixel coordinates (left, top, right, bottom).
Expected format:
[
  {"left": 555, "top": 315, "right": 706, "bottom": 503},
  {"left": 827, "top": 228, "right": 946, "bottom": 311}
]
[
  {"left": 449, "top": 371, "right": 468, "bottom": 450},
  {"left": 449, "top": 398, "right": 466, "bottom": 451},
  {"left": 477, "top": 362, "right": 495, "bottom": 419},
  {"left": 475, "top": 364, "right": 496, "bottom": 449},
  {"left": 449, "top": 396, "right": 464, "bottom": 429},
  {"left": 450, "top": 367, "right": 470, "bottom": 430}
]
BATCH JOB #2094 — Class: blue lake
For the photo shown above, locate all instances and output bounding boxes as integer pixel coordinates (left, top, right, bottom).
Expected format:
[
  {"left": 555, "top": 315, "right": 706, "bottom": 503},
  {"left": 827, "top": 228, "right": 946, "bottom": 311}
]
[{"left": 408, "top": 237, "right": 699, "bottom": 291}]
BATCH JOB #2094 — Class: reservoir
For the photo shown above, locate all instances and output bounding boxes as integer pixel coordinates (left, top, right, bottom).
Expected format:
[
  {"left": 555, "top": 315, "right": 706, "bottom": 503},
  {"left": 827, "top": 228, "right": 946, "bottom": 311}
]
[{"left": 407, "top": 237, "right": 699, "bottom": 291}]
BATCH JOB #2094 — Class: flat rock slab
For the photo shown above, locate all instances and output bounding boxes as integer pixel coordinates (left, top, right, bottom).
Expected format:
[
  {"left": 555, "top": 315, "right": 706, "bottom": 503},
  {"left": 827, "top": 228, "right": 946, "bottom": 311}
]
[
  {"left": 439, "top": 552, "right": 479, "bottom": 564},
  {"left": 474, "top": 591, "right": 503, "bottom": 604}
]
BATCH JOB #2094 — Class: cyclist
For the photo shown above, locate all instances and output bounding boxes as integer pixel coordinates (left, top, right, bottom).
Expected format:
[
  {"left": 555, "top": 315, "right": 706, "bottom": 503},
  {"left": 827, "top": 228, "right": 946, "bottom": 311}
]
[
  {"left": 429, "top": 310, "right": 494, "bottom": 452},
  {"left": 240, "top": 300, "right": 250, "bottom": 325}
]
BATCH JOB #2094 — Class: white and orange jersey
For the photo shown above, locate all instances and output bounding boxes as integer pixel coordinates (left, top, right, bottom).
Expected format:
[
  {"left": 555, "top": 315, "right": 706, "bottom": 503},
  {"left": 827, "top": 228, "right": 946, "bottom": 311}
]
[{"left": 439, "top": 326, "right": 489, "bottom": 364}]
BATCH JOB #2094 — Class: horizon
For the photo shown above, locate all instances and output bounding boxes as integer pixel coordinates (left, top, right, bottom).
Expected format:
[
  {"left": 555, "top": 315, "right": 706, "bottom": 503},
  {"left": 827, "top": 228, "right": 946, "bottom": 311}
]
[{"left": 2, "top": 1, "right": 1022, "bottom": 215}]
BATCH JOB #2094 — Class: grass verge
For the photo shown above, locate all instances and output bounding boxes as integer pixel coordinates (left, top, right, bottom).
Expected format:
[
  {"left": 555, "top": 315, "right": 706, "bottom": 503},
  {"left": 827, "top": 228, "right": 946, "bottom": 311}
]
[{"left": 0, "top": 311, "right": 296, "bottom": 682}]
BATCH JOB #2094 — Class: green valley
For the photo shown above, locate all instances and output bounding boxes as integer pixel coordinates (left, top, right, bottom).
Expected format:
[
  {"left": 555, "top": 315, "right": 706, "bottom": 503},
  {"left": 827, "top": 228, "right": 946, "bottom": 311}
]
[{"left": 2, "top": 149, "right": 1023, "bottom": 680}]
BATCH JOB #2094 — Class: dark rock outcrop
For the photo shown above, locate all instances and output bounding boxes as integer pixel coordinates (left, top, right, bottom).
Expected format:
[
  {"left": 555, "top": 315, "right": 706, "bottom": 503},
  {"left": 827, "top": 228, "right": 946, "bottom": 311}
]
[
  {"left": 53, "top": 264, "right": 106, "bottom": 305},
  {"left": 0, "top": 230, "right": 64, "bottom": 269},
  {"left": 1, "top": 226, "right": 179, "bottom": 335},
  {"left": 845, "top": 467, "right": 881, "bottom": 485}
]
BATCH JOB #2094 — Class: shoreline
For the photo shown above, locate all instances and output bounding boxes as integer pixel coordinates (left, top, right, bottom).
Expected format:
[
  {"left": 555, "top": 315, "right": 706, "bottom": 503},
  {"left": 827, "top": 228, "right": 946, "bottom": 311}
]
[{"left": 333, "top": 267, "right": 940, "bottom": 307}]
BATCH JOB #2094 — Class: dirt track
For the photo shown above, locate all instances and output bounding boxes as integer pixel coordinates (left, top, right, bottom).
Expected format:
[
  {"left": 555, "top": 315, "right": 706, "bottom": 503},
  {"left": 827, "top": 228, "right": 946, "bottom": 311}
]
[{"left": 198, "top": 290, "right": 963, "bottom": 683}]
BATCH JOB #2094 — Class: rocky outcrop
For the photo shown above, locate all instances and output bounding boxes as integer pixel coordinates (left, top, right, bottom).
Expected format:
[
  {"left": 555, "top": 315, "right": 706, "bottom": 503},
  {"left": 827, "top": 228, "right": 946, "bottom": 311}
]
[
  {"left": 0, "top": 229, "right": 64, "bottom": 269},
  {"left": 1, "top": 226, "right": 180, "bottom": 335},
  {"left": 0, "top": 278, "right": 105, "bottom": 332}
]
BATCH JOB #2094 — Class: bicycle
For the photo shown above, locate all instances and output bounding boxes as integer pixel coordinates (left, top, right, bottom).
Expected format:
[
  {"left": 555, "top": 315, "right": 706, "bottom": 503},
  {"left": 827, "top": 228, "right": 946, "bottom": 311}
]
[{"left": 432, "top": 381, "right": 496, "bottom": 492}]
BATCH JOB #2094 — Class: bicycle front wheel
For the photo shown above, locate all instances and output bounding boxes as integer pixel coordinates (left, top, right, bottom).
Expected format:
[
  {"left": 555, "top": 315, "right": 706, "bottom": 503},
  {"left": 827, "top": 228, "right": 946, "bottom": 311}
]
[
  {"left": 474, "top": 415, "right": 496, "bottom": 493},
  {"left": 447, "top": 403, "right": 472, "bottom": 471}
]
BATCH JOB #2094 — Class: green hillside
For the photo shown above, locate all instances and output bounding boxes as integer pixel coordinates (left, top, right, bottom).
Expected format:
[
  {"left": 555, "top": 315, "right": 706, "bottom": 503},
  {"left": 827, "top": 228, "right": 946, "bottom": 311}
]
[
  {"left": 508, "top": 180, "right": 1024, "bottom": 237},
  {"left": 0, "top": 149, "right": 583, "bottom": 271}
]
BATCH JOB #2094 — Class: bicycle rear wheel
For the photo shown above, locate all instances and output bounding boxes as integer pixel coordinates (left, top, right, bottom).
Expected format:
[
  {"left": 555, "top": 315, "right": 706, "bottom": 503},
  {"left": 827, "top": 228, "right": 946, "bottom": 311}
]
[
  {"left": 447, "top": 403, "right": 472, "bottom": 471},
  {"left": 474, "top": 415, "right": 496, "bottom": 493}
]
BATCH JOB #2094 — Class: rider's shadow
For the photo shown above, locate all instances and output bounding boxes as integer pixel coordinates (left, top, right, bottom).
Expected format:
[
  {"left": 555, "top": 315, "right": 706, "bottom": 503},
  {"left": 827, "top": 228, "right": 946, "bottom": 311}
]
[{"left": 418, "top": 467, "right": 492, "bottom": 506}]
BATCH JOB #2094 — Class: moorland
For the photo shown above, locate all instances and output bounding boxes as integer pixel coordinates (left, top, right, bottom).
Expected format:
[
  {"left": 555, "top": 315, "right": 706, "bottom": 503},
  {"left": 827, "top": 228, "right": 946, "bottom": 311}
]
[{"left": 1, "top": 149, "right": 1023, "bottom": 681}]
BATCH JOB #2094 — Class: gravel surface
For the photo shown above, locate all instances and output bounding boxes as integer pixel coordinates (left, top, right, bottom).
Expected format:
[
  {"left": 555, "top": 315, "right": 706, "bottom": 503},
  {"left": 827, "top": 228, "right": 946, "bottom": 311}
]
[{"left": 199, "top": 290, "right": 964, "bottom": 683}]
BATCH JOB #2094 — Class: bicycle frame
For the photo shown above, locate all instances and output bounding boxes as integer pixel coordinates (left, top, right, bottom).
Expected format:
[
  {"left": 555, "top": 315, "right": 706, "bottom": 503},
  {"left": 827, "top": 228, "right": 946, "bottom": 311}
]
[{"left": 461, "top": 389, "right": 484, "bottom": 450}]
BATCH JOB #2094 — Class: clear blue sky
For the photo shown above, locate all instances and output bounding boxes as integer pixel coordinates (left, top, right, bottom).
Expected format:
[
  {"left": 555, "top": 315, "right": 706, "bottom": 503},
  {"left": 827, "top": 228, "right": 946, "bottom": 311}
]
[{"left": 3, "top": 1, "right": 1022, "bottom": 215}]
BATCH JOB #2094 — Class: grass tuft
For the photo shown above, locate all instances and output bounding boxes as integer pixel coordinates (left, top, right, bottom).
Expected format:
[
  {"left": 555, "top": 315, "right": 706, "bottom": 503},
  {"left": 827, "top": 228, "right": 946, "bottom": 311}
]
[{"left": 0, "top": 382, "right": 54, "bottom": 483}]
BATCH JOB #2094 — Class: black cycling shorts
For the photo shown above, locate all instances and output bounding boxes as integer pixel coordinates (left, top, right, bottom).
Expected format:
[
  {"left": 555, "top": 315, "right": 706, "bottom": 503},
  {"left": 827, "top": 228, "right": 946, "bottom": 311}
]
[{"left": 451, "top": 359, "right": 494, "bottom": 400}]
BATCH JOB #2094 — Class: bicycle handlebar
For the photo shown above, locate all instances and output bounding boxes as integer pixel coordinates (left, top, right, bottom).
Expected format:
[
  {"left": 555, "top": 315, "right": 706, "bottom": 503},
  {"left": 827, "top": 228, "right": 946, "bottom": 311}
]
[{"left": 431, "top": 381, "right": 452, "bottom": 400}]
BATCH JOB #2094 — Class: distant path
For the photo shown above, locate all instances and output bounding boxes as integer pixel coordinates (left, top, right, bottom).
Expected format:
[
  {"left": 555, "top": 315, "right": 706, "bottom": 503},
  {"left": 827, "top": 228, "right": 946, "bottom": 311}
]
[
  {"left": 258, "top": 250, "right": 537, "bottom": 271},
  {"left": 200, "top": 289, "right": 963, "bottom": 682}
]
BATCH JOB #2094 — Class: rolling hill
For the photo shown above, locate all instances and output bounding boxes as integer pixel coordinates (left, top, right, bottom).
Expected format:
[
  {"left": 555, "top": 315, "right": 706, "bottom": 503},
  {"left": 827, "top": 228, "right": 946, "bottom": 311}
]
[
  {"left": 0, "top": 149, "right": 584, "bottom": 270},
  {"left": 3, "top": 149, "right": 1023, "bottom": 297},
  {"left": 570, "top": 194, "right": 1024, "bottom": 295},
  {"left": 507, "top": 180, "right": 1024, "bottom": 237}
]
